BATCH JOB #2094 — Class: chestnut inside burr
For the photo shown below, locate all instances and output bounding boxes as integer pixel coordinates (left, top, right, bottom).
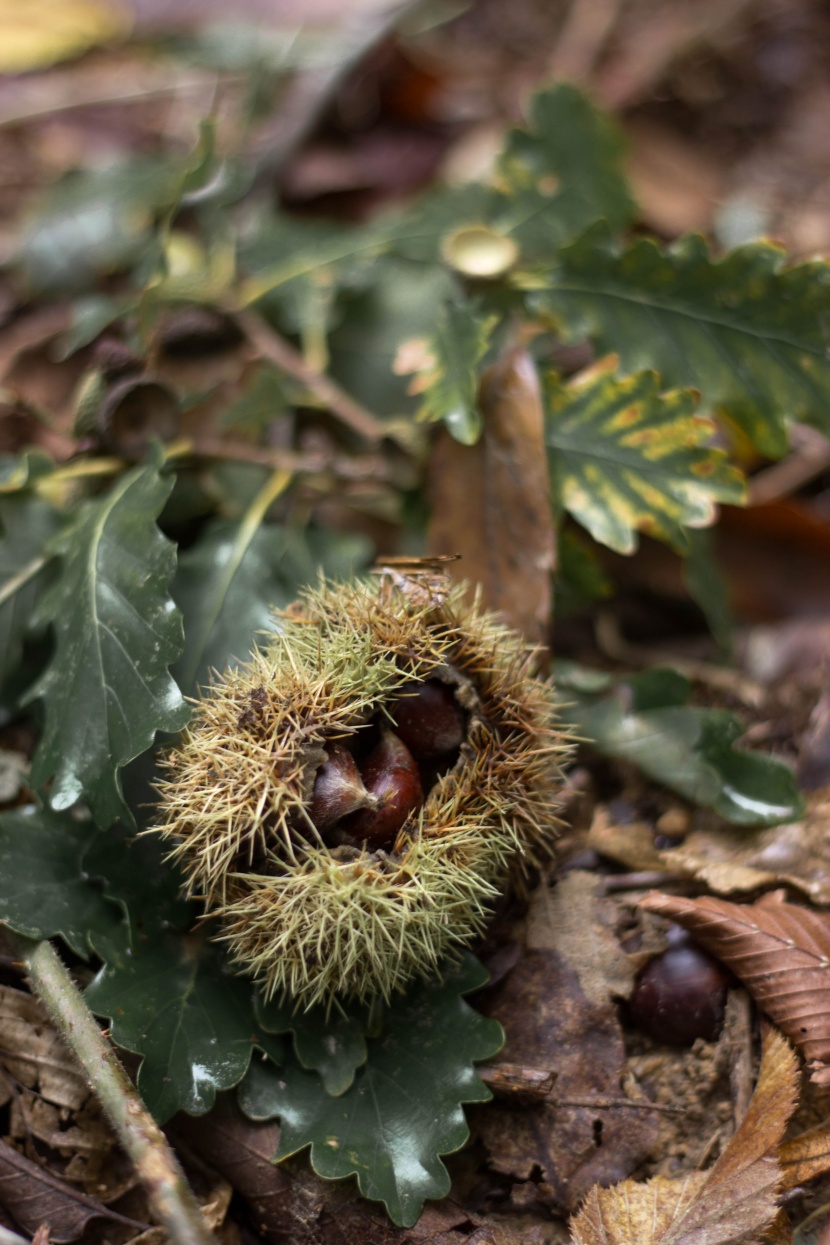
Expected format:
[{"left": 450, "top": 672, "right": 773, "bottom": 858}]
[{"left": 309, "top": 677, "right": 467, "bottom": 853}]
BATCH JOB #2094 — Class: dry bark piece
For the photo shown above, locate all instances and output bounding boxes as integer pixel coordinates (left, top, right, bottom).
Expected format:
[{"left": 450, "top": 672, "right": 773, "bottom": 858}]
[
  {"left": 640, "top": 890, "right": 830, "bottom": 1086},
  {"left": 427, "top": 345, "right": 555, "bottom": 645},
  {"left": 569, "top": 1027, "right": 799, "bottom": 1245}
]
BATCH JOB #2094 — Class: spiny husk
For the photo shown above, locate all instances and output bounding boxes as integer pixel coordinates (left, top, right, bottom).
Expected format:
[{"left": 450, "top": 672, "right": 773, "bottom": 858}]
[{"left": 154, "top": 578, "right": 567, "bottom": 1007}]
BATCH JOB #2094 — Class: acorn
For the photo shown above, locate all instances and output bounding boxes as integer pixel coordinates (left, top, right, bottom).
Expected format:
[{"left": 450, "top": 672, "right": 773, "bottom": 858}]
[
  {"left": 341, "top": 729, "right": 423, "bottom": 850},
  {"left": 154, "top": 576, "right": 567, "bottom": 1007}
]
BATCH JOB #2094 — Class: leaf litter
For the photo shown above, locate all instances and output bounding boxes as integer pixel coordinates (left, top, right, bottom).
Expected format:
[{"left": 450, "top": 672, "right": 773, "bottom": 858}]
[{"left": 7, "top": 0, "right": 830, "bottom": 1241}]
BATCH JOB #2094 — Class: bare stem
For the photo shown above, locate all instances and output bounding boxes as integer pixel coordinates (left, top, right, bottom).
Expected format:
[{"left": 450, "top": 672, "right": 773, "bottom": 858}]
[
  {"left": 9, "top": 933, "right": 218, "bottom": 1245},
  {"left": 0, "top": 556, "right": 47, "bottom": 611},
  {"left": 233, "top": 308, "right": 386, "bottom": 444}
]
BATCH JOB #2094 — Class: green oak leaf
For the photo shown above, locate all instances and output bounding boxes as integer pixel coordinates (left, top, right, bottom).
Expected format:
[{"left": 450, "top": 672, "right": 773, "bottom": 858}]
[
  {"left": 559, "top": 666, "right": 803, "bottom": 826},
  {"left": 255, "top": 994, "right": 369, "bottom": 1097},
  {"left": 238, "top": 954, "right": 503, "bottom": 1228},
  {"left": 0, "top": 806, "right": 125, "bottom": 957},
  {"left": 411, "top": 300, "right": 496, "bottom": 444},
  {"left": 20, "top": 157, "right": 181, "bottom": 294},
  {"left": 535, "top": 226, "right": 830, "bottom": 457},
  {"left": 172, "top": 520, "right": 371, "bottom": 693},
  {"left": 85, "top": 927, "right": 285, "bottom": 1124},
  {"left": 81, "top": 819, "right": 196, "bottom": 941},
  {"left": 545, "top": 361, "right": 746, "bottom": 554},
  {"left": 0, "top": 492, "right": 62, "bottom": 694},
  {"left": 495, "top": 83, "right": 635, "bottom": 263},
  {"left": 27, "top": 460, "right": 188, "bottom": 828},
  {"left": 391, "top": 85, "right": 633, "bottom": 270}
]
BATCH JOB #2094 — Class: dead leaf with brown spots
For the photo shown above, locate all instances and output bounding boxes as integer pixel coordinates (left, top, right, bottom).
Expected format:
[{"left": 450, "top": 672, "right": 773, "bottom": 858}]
[
  {"left": 640, "top": 890, "right": 830, "bottom": 1086},
  {"left": 477, "top": 874, "right": 658, "bottom": 1212},
  {"left": 427, "top": 344, "right": 555, "bottom": 644},
  {"left": 569, "top": 1027, "right": 799, "bottom": 1245}
]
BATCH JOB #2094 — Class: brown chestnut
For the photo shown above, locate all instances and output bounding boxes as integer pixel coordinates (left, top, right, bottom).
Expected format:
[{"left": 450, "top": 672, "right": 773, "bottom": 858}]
[
  {"left": 388, "top": 679, "right": 465, "bottom": 763},
  {"left": 628, "top": 927, "right": 731, "bottom": 1046},
  {"left": 309, "top": 743, "right": 372, "bottom": 831},
  {"left": 342, "top": 729, "right": 423, "bottom": 850}
]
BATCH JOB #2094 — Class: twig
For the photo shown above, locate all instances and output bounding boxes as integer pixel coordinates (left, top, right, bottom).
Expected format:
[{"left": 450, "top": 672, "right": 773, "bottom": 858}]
[
  {"left": 552, "top": 1096, "right": 685, "bottom": 1114},
  {"left": 9, "top": 933, "right": 218, "bottom": 1245},
  {"left": 749, "top": 425, "right": 830, "bottom": 505},
  {"left": 479, "top": 1062, "right": 556, "bottom": 1102},
  {"left": 233, "top": 309, "right": 386, "bottom": 444},
  {"left": 0, "top": 556, "right": 48, "bottom": 611},
  {"left": 182, "top": 435, "right": 394, "bottom": 481}
]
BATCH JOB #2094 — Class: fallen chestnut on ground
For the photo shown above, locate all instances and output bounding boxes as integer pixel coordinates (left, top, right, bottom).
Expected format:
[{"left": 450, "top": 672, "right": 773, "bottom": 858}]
[{"left": 628, "top": 926, "right": 732, "bottom": 1046}]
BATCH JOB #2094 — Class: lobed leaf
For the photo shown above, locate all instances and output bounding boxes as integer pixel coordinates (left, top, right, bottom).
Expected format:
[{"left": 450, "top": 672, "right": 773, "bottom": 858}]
[
  {"left": 0, "top": 806, "right": 124, "bottom": 958},
  {"left": 238, "top": 954, "right": 503, "bottom": 1228},
  {"left": 640, "top": 890, "right": 830, "bottom": 1087},
  {"left": 255, "top": 994, "right": 369, "bottom": 1097},
  {"left": 0, "top": 492, "right": 62, "bottom": 695},
  {"left": 28, "top": 459, "right": 189, "bottom": 828},
  {"left": 535, "top": 226, "right": 830, "bottom": 457},
  {"left": 559, "top": 666, "right": 803, "bottom": 826},
  {"left": 545, "top": 360, "right": 745, "bottom": 554},
  {"left": 495, "top": 83, "right": 635, "bottom": 263},
  {"left": 404, "top": 300, "right": 496, "bottom": 444},
  {"left": 85, "top": 927, "right": 285, "bottom": 1124},
  {"left": 392, "top": 85, "right": 633, "bottom": 269}
]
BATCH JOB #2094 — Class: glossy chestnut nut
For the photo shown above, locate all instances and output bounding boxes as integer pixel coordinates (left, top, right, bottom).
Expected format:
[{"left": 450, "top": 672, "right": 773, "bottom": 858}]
[
  {"left": 388, "top": 679, "right": 465, "bottom": 763},
  {"left": 309, "top": 743, "right": 371, "bottom": 831},
  {"left": 628, "top": 927, "right": 731, "bottom": 1046},
  {"left": 342, "top": 729, "right": 423, "bottom": 850}
]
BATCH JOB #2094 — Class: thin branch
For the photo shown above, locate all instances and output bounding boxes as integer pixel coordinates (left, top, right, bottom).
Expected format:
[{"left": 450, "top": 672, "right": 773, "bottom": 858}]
[
  {"left": 234, "top": 309, "right": 387, "bottom": 444},
  {"left": 181, "top": 435, "right": 394, "bottom": 482},
  {"left": 0, "top": 556, "right": 48, "bottom": 611},
  {"left": 9, "top": 934, "right": 218, "bottom": 1245}
]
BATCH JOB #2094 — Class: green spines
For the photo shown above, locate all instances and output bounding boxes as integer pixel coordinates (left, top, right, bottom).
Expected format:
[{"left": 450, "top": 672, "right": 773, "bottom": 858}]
[{"left": 154, "top": 577, "right": 566, "bottom": 1008}]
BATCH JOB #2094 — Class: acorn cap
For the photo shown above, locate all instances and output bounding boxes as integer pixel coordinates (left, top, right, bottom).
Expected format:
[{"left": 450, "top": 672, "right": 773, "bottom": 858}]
[{"left": 154, "top": 576, "right": 568, "bottom": 1007}]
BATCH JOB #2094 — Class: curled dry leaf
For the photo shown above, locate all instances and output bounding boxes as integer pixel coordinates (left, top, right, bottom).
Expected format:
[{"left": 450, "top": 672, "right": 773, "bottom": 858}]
[
  {"left": 569, "top": 1027, "right": 799, "bottom": 1245},
  {"left": 427, "top": 344, "right": 556, "bottom": 644},
  {"left": 640, "top": 891, "right": 830, "bottom": 1086}
]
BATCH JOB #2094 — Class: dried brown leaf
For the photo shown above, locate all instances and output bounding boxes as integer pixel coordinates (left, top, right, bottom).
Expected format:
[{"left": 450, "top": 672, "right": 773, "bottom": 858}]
[
  {"left": 0, "top": 985, "right": 88, "bottom": 1110},
  {"left": 569, "top": 1028, "right": 799, "bottom": 1245},
  {"left": 640, "top": 891, "right": 830, "bottom": 1086},
  {"left": 0, "top": 1137, "right": 146, "bottom": 1244},
  {"left": 479, "top": 878, "right": 657, "bottom": 1211},
  {"left": 779, "top": 1118, "right": 830, "bottom": 1193},
  {"left": 427, "top": 345, "right": 555, "bottom": 644}
]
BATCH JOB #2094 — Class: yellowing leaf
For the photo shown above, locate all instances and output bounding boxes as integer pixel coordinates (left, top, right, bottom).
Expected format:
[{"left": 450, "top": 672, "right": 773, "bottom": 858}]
[
  {"left": 570, "top": 1028, "right": 799, "bottom": 1245},
  {"left": 0, "top": 0, "right": 131, "bottom": 72},
  {"left": 546, "top": 359, "right": 746, "bottom": 554}
]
